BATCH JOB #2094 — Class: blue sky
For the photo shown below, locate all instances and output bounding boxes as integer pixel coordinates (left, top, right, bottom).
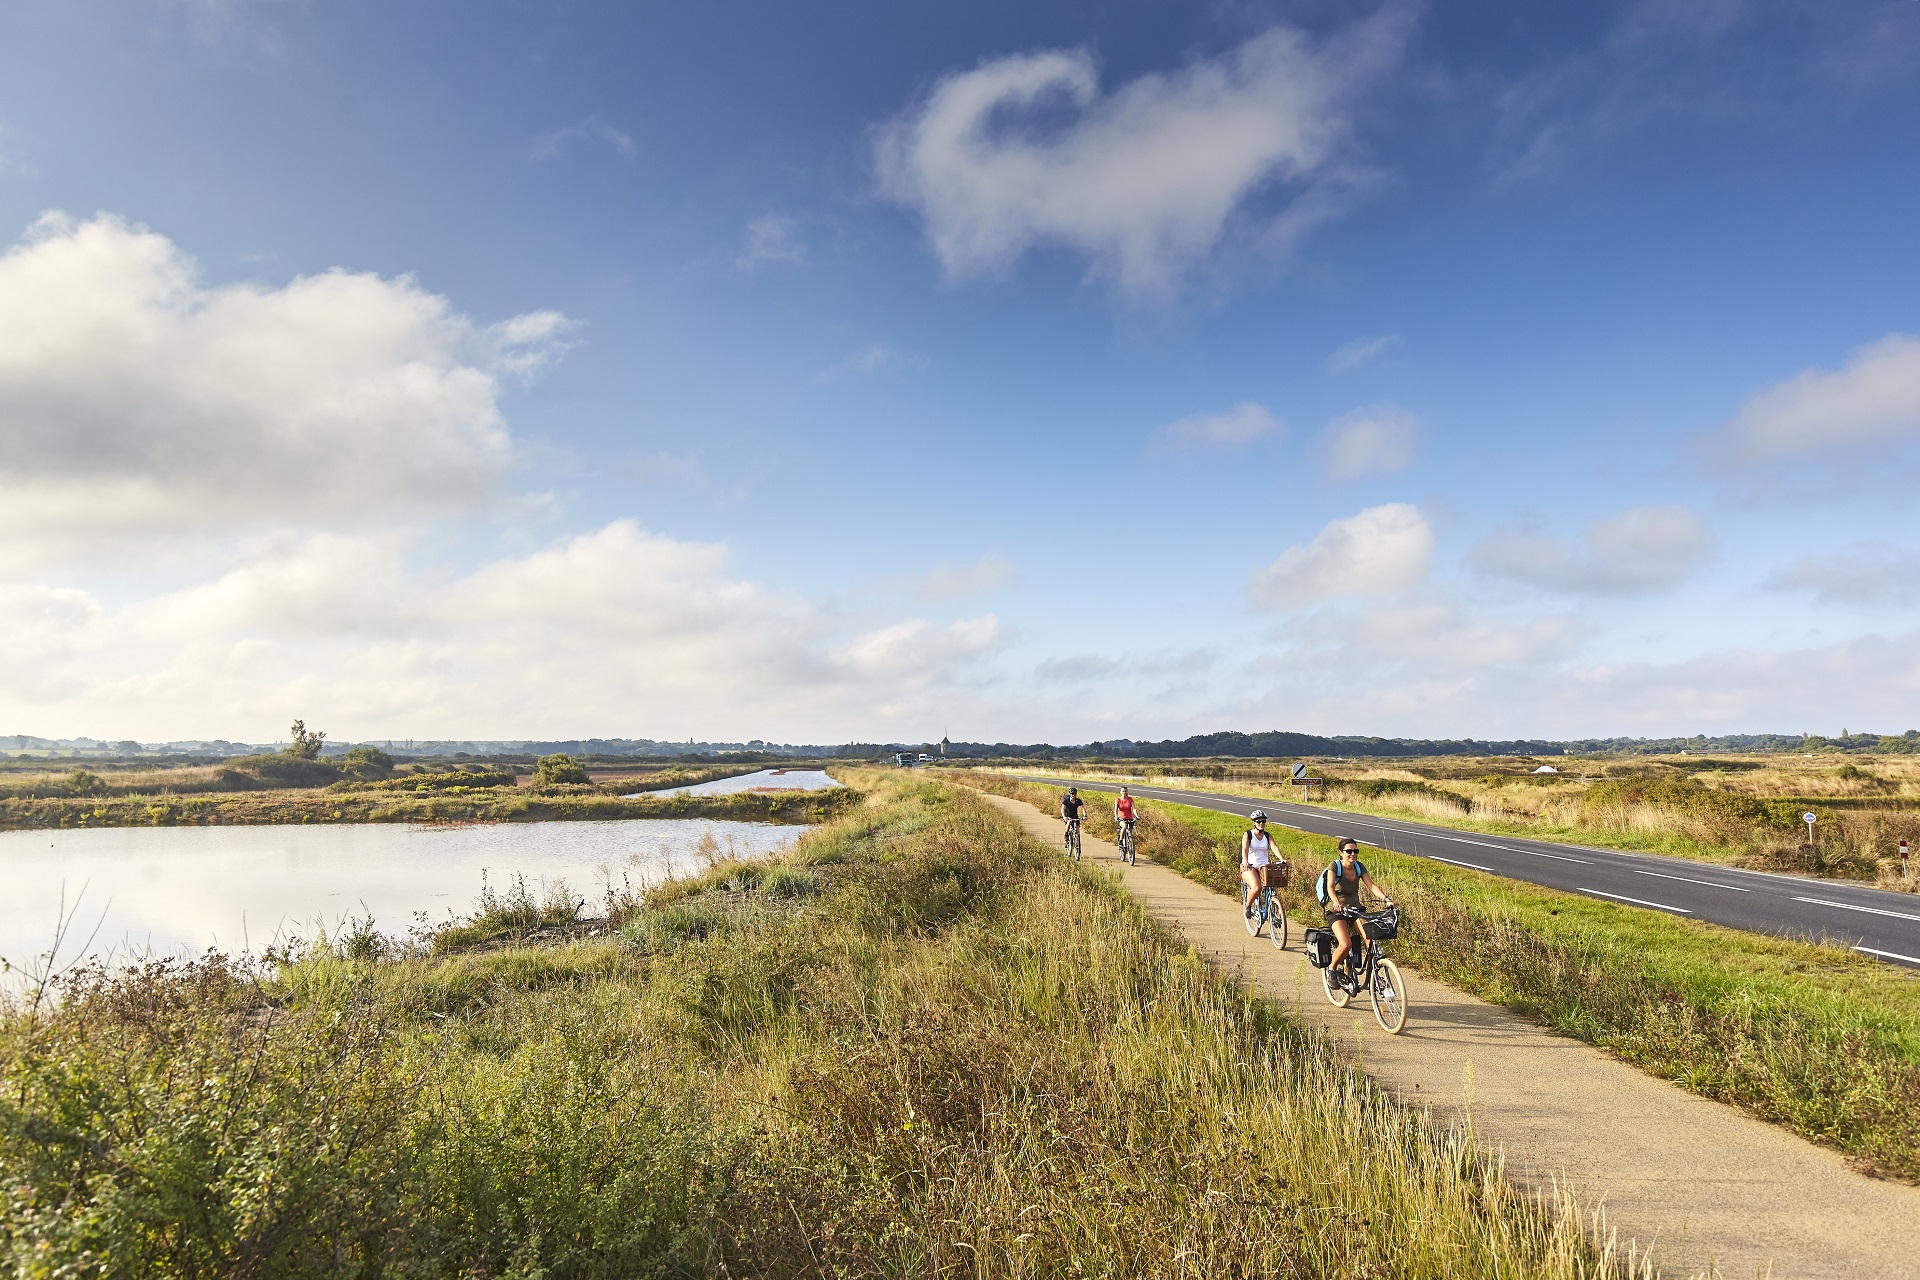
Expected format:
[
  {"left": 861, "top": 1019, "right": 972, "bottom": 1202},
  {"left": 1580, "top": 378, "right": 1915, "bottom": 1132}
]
[{"left": 3, "top": 0, "right": 1919, "bottom": 744}]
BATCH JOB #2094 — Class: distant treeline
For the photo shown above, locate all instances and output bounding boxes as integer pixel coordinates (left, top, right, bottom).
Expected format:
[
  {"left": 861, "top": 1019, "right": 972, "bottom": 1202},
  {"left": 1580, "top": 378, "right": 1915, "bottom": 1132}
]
[{"left": 839, "top": 728, "right": 1920, "bottom": 759}]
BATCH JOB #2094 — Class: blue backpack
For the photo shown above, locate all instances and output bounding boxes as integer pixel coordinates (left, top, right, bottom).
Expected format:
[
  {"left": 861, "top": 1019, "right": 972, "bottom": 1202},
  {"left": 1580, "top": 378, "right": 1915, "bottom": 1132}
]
[{"left": 1314, "top": 859, "right": 1365, "bottom": 906}]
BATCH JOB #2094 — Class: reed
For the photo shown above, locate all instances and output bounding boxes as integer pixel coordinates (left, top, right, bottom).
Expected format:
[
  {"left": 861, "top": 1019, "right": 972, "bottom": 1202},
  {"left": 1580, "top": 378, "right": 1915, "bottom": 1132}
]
[{"left": 0, "top": 774, "right": 1633, "bottom": 1277}]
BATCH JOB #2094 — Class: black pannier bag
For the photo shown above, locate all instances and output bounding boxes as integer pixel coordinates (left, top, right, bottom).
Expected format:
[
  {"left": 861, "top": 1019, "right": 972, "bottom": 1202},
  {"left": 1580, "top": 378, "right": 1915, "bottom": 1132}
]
[
  {"left": 1304, "top": 928, "right": 1335, "bottom": 968},
  {"left": 1362, "top": 909, "right": 1400, "bottom": 942}
]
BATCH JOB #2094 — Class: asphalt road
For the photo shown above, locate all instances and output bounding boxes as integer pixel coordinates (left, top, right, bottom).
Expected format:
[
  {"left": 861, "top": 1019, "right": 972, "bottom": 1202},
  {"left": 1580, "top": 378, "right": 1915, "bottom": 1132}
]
[{"left": 1015, "top": 774, "right": 1920, "bottom": 969}]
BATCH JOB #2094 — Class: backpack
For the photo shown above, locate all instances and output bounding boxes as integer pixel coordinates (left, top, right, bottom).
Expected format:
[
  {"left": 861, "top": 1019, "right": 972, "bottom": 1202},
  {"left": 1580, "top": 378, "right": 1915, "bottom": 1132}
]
[{"left": 1314, "top": 859, "right": 1365, "bottom": 906}]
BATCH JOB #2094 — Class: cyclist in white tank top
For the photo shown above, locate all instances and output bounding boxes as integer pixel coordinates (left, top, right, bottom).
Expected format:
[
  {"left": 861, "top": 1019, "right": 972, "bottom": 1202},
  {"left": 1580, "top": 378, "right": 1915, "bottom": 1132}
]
[{"left": 1239, "top": 811, "right": 1288, "bottom": 918}]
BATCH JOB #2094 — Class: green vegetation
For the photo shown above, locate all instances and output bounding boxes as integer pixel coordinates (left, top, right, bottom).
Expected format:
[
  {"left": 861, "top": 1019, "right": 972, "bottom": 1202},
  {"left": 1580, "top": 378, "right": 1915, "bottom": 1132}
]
[
  {"left": 1005, "top": 754, "right": 1920, "bottom": 892},
  {"left": 532, "top": 752, "right": 591, "bottom": 787},
  {"left": 952, "top": 771, "right": 1920, "bottom": 1181},
  {"left": 283, "top": 718, "right": 327, "bottom": 761},
  {"left": 0, "top": 776, "right": 1624, "bottom": 1277}
]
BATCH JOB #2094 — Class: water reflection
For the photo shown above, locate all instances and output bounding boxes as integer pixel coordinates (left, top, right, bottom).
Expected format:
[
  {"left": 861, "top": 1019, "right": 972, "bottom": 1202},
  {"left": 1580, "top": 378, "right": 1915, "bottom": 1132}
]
[
  {"left": 629, "top": 767, "right": 843, "bottom": 798},
  {"left": 0, "top": 818, "right": 799, "bottom": 971}
]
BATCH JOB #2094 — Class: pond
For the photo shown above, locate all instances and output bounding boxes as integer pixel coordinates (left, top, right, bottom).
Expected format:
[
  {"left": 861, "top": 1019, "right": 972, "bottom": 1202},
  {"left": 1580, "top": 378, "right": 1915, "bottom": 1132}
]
[
  {"left": 0, "top": 818, "right": 800, "bottom": 975},
  {"left": 631, "top": 767, "right": 843, "bottom": 798}
]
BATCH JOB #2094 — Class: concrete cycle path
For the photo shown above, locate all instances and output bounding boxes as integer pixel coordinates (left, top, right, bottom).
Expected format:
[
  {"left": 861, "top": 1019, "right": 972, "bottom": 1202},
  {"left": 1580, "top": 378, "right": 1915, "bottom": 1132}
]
[{"left": 981, "top": 792, "right": 1920, "bottom": 1280}]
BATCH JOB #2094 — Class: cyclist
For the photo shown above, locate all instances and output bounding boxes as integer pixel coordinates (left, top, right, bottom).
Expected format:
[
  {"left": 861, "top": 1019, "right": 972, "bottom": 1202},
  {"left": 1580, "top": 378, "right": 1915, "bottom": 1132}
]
[
  {"left": 1114, "top": 786, "right": 1138, "bottom": 849},
  {"left": 1240, "top": 810, "right": 1288, "bottom": 918},
  {"left": 1060, "top": 786, "right": 1086, "bottom": 841},
  {"left": 1317, "top": 838, "right": 1393, "bottom": 988}
]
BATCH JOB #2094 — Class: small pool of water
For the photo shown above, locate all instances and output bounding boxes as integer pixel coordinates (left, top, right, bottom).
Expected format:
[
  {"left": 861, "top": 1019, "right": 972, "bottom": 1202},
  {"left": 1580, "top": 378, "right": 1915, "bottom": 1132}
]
[
  {"left": 627, "top": 767, "right": 843, "bottom": 798},
  {"left": 0, "top": 818, "right": 799, "bottom": 973}
]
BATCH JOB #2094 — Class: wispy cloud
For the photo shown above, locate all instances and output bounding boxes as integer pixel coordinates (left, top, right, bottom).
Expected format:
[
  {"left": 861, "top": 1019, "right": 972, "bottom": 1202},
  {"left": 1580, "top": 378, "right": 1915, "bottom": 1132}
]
[
  {"left": 1325, "top": 334, "right": 1401, "bottom": 373},
  {"left": 530, "top": 113, "right": 635, "bottom": 161},
  {"left": 1763, "top": 544, "right": 1920, "bottom": 608},
  {"left": 1314, "top": 404, "right": 1416, "bottom": 480},
  {"left": 1471, "top": 505, "right": 1713, "bottom": 596},
  {"left": 1148, "top": 402, "right": 1284, "bottom": 455},
  {"left": 1709, "top": 333, "right": 1920, "bottom": 463},
  {"left": 874, "top": 12, "right": 1409, "bottom": 298},
  {"left": 736, "top": 215, "right": 806, "bottom": 270},
  {"left": 917, "top": 554, "right": 1017, "bottom": 602},
  {"left": 813, "top": 343, "right": 901, "bottom": 384}
]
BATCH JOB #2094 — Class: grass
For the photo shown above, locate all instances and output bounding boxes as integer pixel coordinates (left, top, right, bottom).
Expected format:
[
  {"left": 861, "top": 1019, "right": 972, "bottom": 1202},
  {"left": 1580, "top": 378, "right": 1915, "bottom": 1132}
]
[
  {"left": 0, "top": 773, "right": 1635, "bottom": 1278},
  {"left": 951, "top": 770, "right": 1920, "bottom": 1181},
  {"left": 992, "top": 755, "right": 1920, "bottom": 892}
]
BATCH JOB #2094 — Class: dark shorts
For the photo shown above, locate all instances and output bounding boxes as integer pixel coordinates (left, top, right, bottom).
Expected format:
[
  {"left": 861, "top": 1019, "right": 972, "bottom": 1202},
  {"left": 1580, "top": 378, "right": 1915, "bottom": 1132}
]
[{"left": 1325, "top": 909, "right": 1359, "bottom": 925}]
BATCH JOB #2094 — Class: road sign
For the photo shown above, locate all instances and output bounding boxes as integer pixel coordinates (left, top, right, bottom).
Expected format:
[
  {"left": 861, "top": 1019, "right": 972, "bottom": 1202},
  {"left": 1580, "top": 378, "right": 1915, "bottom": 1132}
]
[
  {"left": 1802, "top": 811, "right": 1817, "bottom": 825},
  {"left": 1291, "top": 762, "right": 1307, "bottom": 780}
]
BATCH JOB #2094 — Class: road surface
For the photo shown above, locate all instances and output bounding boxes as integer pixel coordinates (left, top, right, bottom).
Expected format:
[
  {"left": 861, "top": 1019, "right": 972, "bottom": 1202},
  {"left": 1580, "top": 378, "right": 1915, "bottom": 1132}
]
[{"left": 1016, "top": 774, "right": 1920, "bottom": 967}]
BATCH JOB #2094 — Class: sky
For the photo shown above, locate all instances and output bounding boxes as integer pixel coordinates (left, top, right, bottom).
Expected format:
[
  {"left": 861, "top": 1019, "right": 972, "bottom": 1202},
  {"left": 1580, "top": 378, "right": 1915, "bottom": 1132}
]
[{"left": 2, "top": 0, "right": 1919, "bottom": 746}]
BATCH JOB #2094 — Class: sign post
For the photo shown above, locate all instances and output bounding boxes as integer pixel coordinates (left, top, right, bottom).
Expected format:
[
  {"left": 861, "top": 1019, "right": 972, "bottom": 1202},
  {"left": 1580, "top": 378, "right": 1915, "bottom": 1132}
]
[
  {"left": 1901, "top": 837, "right": 1911, "bottom": 881},
  {"left": 1803, "top": 811, "right": 1818, "bottom": 847}
]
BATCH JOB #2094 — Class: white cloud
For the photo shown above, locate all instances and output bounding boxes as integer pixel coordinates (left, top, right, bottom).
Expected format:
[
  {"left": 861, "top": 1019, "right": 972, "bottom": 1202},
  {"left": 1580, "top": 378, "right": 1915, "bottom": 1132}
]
[
  {"left": 1471, "top": 505, "right": 1712, "bottom": 596},
  {"left": 1325, "top": 334, "right": 1400, "bottom": 373},
  {"left": 736, "top": 215, "right": 806, "bottom": 270},
  {"left": 814, "top": 343, "right": 900, "bottom": 384},
  {"left": 874, "top": 15, "right": 1405, "bottom": 297},
  {"left": 917, "top": 555, "right": 1017, "bottom": 602},
  {"left": 1248, "top": 503, "right": 1432, "bottom": 609},
  {"left": 1315, "top": 404, "right": 1416, "bottom": 479},
  {"left": 0, "top": 212, "right": 571, "bottom": 565},
  {"left": 1716, "top": 333, "right": 1920, "bottom": 461},
  {"left": 1763, "top": 544, "right": 1920, "bottom": 607},
  {"left": 1148, "top": 402, "right": 1284, "bottom": 455},
  {"left": 531, "top": 113, "right": 635, "bottom": 161},
  {"left": 2, "top": 522, "right": 1005, "bottom": 740}
]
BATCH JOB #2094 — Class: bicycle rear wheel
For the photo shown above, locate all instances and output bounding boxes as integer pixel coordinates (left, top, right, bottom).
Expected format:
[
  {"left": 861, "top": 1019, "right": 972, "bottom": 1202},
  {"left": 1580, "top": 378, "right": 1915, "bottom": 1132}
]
[
  {"left": 1370, "top": 957, "right": 1407, "bottom": 1034},
  {"left": 1322, "top": 964, "right": 1351, "bottom": 1007}
]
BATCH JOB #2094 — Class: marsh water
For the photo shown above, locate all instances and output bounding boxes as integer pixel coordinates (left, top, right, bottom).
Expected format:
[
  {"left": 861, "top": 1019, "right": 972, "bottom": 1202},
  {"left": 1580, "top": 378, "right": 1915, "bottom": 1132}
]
[
  {"left": 0, "top": 818, "right": 800, "bottom": 973},
  {"left": 631, "top": 766, "right": 843, "bottom": 798}
]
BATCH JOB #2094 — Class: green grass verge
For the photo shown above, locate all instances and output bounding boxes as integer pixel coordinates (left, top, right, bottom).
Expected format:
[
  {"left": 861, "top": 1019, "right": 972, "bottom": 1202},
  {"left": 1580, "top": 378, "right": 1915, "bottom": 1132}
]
[
  {"left": 0, "top": 774, "right": 1622, "bottom": 1277},
  {"left": 961, "top": 772, "right": 1920, "bottom": 1181}
]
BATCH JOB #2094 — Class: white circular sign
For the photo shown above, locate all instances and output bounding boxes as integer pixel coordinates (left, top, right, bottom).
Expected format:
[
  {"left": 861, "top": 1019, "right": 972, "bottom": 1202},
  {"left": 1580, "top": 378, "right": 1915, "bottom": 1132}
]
[{"left": 1802, "top": 811, "right": 1817, "bottom": 825}]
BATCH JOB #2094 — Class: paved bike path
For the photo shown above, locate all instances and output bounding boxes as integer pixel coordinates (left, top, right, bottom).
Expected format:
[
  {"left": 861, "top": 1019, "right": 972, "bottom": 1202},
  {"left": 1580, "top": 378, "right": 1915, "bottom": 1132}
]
[{"left": 981, "top": 792, "right": 1920, "bottom": 1280}]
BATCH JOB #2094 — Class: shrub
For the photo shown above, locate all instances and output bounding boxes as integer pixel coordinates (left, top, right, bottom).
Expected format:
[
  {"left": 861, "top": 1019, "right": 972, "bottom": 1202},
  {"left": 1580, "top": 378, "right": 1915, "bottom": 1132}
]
[
  {"left": 340, "top": 746, "right": 395, "bottom": 778},
  {"left": 532, "top": 753, "right": 590, "bottom": 787},
  {"left": 283, "top": 718, "right": 327, "bottom": 761}
]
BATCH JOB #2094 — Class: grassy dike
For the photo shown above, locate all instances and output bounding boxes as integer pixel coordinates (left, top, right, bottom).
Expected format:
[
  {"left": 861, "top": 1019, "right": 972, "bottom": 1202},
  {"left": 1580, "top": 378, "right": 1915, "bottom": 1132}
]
[
  {"left": 0, "top": 774, "right": 1624, "bottom": 1278},
  {"left": 951, "top": 772, "right": 1920, "bottom": 1181}
]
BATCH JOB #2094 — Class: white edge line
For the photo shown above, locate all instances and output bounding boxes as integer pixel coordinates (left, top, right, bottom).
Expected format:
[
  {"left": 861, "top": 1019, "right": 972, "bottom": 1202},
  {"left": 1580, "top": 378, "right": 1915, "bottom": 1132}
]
[
  {"left": 1854, "top": 945, "right": 1920, "bottom": 966},
  {"left": 1792, "top": 896, "right": 1920, "bottom": 923},
  {"left": 1578, "top": 888, "right": 1692, "bottom": 914},
  {"left": 1634, "top": 869, "right": 1751, "bottom": 892},
  {"left": 1429, "top": 854, "right": 1493, "bottom": 871}
]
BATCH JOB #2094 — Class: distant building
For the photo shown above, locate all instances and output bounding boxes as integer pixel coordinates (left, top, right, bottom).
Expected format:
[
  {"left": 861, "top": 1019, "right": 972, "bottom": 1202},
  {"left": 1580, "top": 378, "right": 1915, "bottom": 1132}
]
[{"left": 939, "top": 735, "right": 950, "bottom": 757}]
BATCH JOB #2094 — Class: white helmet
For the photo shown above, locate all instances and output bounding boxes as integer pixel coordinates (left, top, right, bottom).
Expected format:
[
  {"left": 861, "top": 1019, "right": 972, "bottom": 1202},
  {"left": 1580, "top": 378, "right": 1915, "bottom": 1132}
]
[{"left": 1250, "top": 809, "right": 1267, "bottom": 821}]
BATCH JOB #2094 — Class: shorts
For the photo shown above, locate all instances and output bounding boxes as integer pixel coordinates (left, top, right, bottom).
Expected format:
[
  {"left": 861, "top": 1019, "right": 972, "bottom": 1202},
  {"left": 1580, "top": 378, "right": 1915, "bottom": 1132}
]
[{"left": 1325, "top": 908, "right": 1359, "bottom": 925}]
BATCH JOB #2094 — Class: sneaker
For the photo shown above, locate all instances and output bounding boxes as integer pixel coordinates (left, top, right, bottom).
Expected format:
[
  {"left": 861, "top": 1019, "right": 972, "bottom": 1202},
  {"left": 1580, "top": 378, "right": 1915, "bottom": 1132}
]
[{"left": 1244, "top": 903, "right": 1254, "bottom": 919}]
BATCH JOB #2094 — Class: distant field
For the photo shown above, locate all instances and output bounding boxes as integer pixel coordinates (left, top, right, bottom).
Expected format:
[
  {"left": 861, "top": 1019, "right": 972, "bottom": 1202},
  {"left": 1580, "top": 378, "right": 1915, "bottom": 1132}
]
[{"left": 977, "top": 753, "right": 1920, "bottom": 893}]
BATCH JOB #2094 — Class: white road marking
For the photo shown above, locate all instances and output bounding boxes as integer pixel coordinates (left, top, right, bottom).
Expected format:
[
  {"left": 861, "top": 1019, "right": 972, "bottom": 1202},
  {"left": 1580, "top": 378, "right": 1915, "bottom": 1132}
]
[
  {"left": 1792, "top": 896, "right": 1920, "bottom": 923},
  {"left": 1578, "top": 888, "right": 1692, "bottom": 914},
  {"left": 1854, "top": 945, "right": 1920, "bottom": 965},
  {"left": 1428, "top": 854, "right": 1493, "bottom": 871},
  {"left": 1634, "top": 869, "right": 1751, "bottom": 892}
]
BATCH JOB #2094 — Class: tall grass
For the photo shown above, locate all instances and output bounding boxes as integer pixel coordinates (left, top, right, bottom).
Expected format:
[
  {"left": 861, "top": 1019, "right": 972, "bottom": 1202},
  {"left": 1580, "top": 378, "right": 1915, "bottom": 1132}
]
[
  {"left": 0, "top": 775, "right": 1634, "bottom": 1277},
  {"left": 953, "top": 772, "right": 1920, "bottom": 1183}
]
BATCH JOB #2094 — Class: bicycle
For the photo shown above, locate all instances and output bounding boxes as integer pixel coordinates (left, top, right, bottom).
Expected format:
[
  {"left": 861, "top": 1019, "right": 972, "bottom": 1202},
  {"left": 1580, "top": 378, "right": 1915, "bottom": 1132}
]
[
  {"left": 1242, "top": 867, "right": 1289, "bottom": 949},
  {"left": 1117, "top": 820, "right": 1137, "bottom": 865},
  {"left": 1308, "top": 905, "right": 1407, "bottom": 1034},
  {"left": 1062, "top": 816, "right": 1083, "bottom": 861}
]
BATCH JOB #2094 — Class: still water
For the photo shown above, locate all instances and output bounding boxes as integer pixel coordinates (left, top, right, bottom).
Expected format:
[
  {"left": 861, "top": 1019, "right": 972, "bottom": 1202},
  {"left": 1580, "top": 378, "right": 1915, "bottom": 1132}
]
[
  {"left": 0, "top": 818, "right": 800, "bottom": 971},
  {"left": 631, "top": 767, "right": 843, "bottom": 798}
]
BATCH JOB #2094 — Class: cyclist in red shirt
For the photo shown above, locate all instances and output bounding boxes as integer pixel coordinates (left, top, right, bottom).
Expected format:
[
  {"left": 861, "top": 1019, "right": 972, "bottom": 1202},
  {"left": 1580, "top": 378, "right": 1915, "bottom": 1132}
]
[{"left": 1114, "top": 786, "right": 1137, "bottom": 844}]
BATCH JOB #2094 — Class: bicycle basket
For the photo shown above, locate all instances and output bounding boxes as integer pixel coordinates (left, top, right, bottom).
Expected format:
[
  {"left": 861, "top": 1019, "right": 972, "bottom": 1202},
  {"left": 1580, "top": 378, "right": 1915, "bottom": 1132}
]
[
  {"left": 1362, "top": 908, "right": 1400, "bottom": 941},
  {"left": 1303, "top": 927, "right": 1334, "bottom": 968}
]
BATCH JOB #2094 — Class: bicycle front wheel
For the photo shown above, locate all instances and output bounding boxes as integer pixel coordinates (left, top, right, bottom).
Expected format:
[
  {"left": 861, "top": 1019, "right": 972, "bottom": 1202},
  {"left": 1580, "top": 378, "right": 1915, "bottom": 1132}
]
[
  {"left": 1244, "top": 894, "right": 1262, "bottom": 937},
  {"left": 1269, "top": 899, "right": 1288, "bottom": 951},
  {"left": 1070, "top": 827, "right": 1082, "bottom": 861},
  {"left": 1371, "top": 957, "right": 1407, "bottom": 1034}
]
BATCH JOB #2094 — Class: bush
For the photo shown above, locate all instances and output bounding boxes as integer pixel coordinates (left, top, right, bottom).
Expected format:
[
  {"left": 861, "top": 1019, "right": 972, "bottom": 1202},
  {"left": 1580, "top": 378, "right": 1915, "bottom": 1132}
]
[
  {"left": 532, "top": 753, "right": 590, "bottom": 787},
  {"left": 217, "top": 754, "right": 343, "bottom": 790},
  {"left": 339, "top": 746, "right": 395, "bottom": 779}
]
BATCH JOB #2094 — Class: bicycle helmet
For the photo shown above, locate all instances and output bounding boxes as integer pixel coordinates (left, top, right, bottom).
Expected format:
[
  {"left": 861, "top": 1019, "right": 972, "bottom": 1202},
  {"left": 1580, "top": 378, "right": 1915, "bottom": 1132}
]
[{"left": 1250, "top": 809, "right": 1267, "bottom": 821}]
